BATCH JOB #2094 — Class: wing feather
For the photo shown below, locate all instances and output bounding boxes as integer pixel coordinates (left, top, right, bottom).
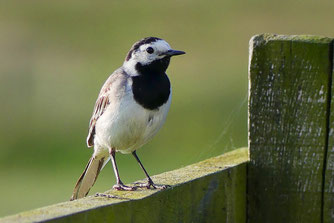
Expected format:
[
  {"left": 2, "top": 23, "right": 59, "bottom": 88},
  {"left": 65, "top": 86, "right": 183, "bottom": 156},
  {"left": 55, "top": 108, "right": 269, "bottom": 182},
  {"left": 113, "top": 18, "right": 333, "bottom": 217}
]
[{"left": 86, "top": 95, "right": 110, "bottom": 147}]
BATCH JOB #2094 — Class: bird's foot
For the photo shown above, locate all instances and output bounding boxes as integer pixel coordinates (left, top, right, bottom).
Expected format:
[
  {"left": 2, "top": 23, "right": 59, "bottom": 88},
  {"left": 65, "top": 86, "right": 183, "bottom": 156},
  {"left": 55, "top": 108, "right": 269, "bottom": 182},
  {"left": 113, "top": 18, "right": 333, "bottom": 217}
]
[
  {"left": 113, "top": 183, "right": 137, "bottom": 191},
  {"left": 134, "top": 179, "right": 170, "bottom": 190}
]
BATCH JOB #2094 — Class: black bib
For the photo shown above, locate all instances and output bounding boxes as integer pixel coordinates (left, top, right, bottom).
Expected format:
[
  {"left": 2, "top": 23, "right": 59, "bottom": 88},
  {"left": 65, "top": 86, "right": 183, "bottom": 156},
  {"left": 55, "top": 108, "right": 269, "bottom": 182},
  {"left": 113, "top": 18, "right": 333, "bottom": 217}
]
[{"left": 131, "top": 57, "right": 171, "bottom": 110}]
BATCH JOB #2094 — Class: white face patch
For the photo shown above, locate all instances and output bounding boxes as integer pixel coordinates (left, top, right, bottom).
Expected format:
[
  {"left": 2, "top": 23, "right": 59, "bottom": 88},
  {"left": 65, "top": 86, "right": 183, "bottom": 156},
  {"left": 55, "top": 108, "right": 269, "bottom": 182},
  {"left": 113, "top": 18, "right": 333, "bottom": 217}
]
[
  {"left": 139, "top": 40, "right": 171, "bottom": 60},
  {"left": 123, "top": 40, "right": 172, "bottom": 76}
]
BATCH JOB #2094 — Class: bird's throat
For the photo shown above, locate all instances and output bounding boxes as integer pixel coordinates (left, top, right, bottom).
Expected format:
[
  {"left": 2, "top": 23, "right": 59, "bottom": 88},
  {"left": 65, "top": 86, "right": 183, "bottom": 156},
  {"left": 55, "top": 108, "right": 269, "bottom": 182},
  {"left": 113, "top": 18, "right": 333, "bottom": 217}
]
[{"left": 135, "top": 57, "right": 171, "bottom": 75}]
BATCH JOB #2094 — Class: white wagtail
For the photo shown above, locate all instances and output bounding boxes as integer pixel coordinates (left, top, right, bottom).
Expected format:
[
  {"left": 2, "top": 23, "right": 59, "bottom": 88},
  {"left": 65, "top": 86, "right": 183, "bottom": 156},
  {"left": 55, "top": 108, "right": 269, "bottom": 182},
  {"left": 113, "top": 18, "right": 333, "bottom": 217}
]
[{"left": 70, "top": 37, "right": 185, "bottom": 200}]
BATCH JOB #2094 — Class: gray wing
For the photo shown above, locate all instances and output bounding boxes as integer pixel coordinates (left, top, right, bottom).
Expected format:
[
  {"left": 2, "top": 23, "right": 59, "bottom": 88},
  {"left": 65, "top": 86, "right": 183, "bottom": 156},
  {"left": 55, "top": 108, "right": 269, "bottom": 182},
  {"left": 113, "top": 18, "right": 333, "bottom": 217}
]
[
  {"left": 86, "top": 69, "right": 129, "bottom": 147},
  {"left": 86, "top": 95, "right": 109, "bottom": 147}
]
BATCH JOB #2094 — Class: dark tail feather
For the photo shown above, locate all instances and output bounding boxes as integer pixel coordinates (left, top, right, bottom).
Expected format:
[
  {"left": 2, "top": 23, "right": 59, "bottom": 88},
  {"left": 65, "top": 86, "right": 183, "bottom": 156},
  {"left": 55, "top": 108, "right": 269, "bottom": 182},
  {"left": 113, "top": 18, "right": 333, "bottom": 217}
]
[{"left": 70, "top": 155, "right": 107, "bottom": 200}]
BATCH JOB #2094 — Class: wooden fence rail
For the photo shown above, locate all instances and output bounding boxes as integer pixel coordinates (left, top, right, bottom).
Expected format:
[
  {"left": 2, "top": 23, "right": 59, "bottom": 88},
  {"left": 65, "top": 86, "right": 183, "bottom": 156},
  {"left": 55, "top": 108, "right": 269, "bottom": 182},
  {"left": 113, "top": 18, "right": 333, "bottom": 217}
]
[{"left": 2, "top": 34, "right": 334, "bottom": 223}]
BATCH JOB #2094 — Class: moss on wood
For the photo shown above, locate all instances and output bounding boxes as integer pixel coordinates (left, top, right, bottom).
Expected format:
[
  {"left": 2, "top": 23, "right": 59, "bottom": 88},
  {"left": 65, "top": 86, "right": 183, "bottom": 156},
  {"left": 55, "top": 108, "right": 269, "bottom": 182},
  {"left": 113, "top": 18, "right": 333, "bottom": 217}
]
[{"left": 0, "top": 148, "right": 248, "bottom": 223}]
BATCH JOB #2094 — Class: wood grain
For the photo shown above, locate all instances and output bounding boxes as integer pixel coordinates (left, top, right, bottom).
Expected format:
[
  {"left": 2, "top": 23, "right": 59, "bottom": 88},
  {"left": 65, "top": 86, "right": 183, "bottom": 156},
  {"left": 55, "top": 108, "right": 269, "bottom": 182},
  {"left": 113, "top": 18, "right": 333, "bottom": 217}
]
[{"left": 248, "top": 34, "right": 333, "bottom": 223}]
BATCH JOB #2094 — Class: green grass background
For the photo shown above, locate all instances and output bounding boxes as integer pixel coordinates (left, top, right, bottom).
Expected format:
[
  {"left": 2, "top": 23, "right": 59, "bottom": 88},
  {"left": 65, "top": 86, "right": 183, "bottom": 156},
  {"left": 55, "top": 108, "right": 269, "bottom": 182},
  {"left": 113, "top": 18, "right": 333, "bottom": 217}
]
[{"left": 1, "top": 0, "right": 334, "bottom": 217}]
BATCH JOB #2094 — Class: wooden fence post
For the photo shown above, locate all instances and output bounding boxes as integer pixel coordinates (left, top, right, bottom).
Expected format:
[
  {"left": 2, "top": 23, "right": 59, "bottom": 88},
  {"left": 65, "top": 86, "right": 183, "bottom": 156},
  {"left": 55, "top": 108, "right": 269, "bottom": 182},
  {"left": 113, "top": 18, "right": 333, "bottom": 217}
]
[{"left": 248, "top": 34, "right": 334, "bottom": 223}]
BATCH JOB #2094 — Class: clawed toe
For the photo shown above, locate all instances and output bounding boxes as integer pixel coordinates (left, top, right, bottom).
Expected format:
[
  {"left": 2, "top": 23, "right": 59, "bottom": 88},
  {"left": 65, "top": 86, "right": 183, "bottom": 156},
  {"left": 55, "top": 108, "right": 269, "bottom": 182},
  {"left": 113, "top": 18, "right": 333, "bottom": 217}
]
[
  {"left": 134, "top": 181, "right": 150, "bottom": 188},
  {"left": 113, "top": 183, "right": 137, "bottom": 191},
  {"left": 134, "top": 180, "right": 170, "bottom": 189}
]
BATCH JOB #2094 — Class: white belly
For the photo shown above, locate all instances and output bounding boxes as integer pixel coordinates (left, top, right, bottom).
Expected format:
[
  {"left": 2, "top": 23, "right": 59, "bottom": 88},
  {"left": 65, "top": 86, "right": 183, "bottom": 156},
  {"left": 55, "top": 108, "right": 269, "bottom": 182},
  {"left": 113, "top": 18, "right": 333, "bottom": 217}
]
[{"left": 94, "top": 93, "right": 171, "bottom": 154}]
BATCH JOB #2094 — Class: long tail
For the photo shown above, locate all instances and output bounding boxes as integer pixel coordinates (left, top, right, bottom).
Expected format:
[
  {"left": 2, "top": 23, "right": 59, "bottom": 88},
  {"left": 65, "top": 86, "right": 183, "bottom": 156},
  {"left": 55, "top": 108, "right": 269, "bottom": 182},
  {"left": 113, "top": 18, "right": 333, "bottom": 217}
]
[{"left": 70, "top": 154, "right": 109, "bottom": 200}]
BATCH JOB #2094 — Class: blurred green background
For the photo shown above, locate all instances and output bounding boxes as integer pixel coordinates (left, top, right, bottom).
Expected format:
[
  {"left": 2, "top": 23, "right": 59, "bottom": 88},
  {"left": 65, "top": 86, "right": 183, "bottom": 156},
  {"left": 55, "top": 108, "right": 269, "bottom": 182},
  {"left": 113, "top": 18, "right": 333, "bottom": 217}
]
[{"left": 1, "top": 0, "right": 334, "bottom": 217}]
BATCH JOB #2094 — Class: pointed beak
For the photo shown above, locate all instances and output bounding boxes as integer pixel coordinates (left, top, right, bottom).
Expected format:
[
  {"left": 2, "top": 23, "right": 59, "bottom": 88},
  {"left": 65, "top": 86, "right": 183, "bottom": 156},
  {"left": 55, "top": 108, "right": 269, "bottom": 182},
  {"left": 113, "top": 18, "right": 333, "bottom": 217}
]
[{"left": 161, "top": 49, "right": 186, "bottom": 57}]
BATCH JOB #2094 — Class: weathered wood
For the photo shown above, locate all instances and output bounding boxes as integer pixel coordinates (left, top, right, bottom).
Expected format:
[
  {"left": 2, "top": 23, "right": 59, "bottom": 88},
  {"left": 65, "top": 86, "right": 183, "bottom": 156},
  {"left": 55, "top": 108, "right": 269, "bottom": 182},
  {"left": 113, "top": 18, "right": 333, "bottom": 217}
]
[
  {"left": 0, "top": 148, "right": 248, "bottom": 223},
  {"left": 325, "top": 46, "right": 334, "bottom": 223},
  {"left": 248, "top": 34, "right": 333, "bottom": 223}
]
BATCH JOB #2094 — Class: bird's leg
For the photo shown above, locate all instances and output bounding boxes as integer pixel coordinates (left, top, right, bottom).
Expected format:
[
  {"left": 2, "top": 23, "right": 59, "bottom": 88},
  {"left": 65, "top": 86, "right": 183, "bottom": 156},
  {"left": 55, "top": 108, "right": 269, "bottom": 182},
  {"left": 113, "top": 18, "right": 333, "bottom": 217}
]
[
  {"left": 109, "top": 149, "right": 137, "bottom": 191},
  {"left": 132, "top": 151, "right": 170, "bottom": 189}
]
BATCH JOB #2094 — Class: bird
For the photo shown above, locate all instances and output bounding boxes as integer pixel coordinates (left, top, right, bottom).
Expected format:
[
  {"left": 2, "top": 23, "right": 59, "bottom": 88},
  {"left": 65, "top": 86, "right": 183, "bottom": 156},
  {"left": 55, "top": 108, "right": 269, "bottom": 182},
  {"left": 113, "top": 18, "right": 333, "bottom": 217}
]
[{"left": 70, "top": 37, "right": 185, "bottom": 200}]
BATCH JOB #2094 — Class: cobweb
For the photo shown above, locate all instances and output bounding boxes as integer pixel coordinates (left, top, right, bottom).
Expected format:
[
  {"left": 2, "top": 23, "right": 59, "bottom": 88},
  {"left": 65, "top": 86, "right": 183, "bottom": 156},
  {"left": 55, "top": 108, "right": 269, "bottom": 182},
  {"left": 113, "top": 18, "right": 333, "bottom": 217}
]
[{"left": 188, "top": 93, "right": 248, "bottom": 164}]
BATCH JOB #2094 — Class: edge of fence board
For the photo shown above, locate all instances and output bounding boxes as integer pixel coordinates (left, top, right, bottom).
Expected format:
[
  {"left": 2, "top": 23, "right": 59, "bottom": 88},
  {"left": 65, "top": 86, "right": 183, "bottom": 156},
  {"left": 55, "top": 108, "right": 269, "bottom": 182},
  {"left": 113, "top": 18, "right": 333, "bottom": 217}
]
[
  {"left": 1, "top": 147, "right": 249, "bottom": 223},
  {"left": 325, "top": 41, "right": 334, "bottom": 223}
]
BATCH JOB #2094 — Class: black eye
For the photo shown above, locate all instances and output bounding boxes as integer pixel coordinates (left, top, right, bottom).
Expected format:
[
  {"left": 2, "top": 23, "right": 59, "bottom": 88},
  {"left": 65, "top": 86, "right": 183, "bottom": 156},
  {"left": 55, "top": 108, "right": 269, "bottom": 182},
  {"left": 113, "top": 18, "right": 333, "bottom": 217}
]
[{"left": 146, "top": 47, "right": 154, "bottom": 54}]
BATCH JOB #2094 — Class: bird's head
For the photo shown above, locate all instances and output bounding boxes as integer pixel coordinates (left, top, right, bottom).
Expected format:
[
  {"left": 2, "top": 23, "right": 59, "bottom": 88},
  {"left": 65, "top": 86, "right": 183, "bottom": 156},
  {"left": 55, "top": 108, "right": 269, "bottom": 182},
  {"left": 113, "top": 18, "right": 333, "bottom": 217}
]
[{"left": 123, "top": 37, "right": 185, "bottom": 75}]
